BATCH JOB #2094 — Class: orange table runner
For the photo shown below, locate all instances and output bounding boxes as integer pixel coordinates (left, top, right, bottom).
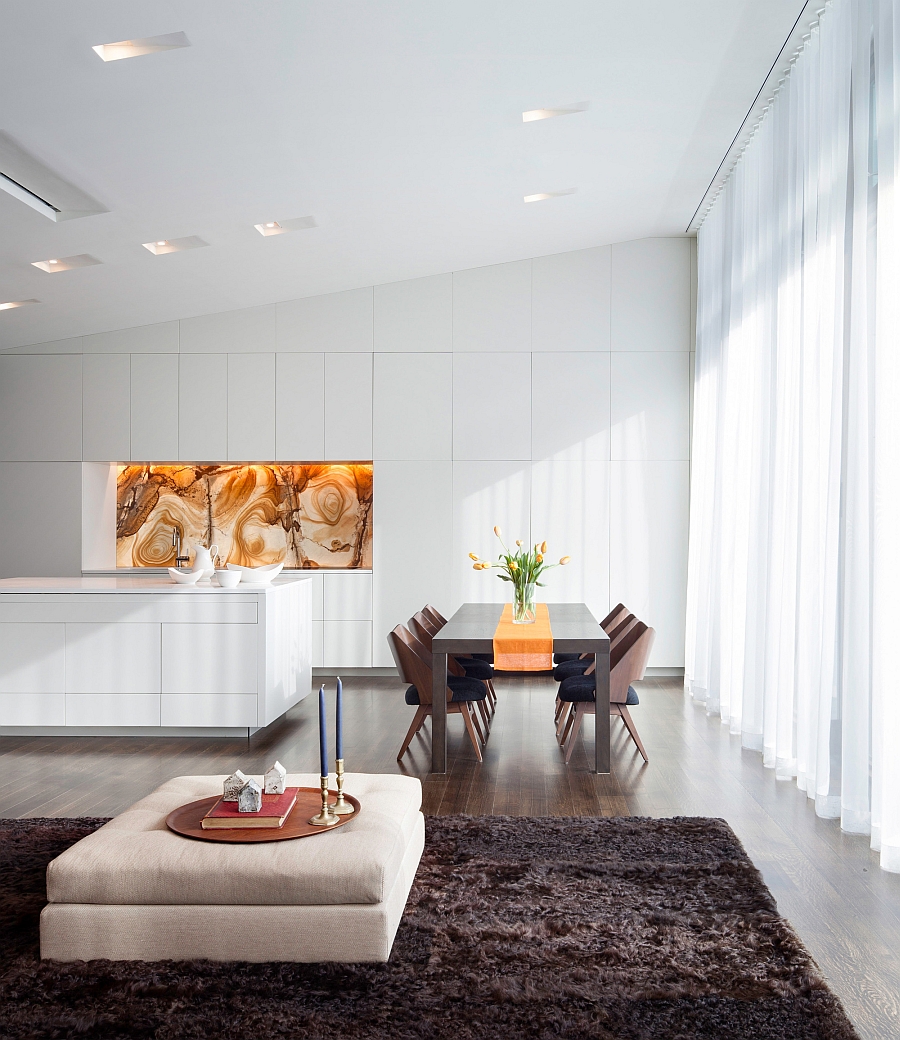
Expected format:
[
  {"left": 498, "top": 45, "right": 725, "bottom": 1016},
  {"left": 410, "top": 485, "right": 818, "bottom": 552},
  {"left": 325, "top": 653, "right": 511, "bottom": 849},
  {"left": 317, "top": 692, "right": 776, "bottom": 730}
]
[{"left": 492, "top": 602, "right": 553, "bottom": 671}]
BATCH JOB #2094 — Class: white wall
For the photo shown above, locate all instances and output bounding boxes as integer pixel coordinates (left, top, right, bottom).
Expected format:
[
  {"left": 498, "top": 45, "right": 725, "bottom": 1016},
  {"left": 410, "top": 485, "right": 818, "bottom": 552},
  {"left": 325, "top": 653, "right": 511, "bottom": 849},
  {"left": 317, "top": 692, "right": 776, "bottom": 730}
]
[{"left": 0, "top": 237, "right": 693, "bottom": 667}]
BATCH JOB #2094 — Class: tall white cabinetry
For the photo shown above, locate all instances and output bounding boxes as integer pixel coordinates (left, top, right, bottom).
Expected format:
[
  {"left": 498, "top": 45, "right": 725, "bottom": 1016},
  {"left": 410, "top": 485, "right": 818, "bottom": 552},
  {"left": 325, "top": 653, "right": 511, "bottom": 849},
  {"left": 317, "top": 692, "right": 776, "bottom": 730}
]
[{"left": 0, "top": 576, "right": 312, "bottom": 734}]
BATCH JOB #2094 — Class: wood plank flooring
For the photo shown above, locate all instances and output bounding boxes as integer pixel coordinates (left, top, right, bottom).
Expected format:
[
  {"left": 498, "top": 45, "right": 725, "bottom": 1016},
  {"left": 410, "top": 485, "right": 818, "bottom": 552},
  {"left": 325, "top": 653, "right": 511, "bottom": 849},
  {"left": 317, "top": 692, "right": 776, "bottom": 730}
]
[{"left": 1, "top": 673, "right": 898, "bottom": 1039}]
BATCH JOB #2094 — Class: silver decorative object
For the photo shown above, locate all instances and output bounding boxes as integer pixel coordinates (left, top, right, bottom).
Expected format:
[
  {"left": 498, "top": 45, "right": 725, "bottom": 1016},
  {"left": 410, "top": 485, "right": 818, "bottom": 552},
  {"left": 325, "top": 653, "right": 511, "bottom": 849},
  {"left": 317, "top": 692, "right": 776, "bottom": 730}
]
[
  {"left": 237, "top": 778, "right": 263, "bottom": 812},
  {"left": 223, "top": 769, "right": 248, "bottom": 802},
  {"left": 264, "top": 761, "right": 287, "bottom": 795}
]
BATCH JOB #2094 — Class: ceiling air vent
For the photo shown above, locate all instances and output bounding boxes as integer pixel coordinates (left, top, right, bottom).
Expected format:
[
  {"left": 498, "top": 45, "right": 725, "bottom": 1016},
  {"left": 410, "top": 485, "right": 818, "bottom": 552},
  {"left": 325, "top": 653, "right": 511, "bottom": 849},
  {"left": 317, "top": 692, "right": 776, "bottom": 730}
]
[{"left": 0, "top": 131, "right": 107, "bottom": 222}]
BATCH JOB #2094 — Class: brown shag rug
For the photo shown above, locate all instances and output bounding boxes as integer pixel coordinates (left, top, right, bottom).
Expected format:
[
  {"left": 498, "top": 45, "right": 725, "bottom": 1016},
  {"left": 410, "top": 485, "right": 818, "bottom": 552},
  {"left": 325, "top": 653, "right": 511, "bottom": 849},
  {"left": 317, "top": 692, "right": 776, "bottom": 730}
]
[{"left": 0, "top": 815, "right": 858, "bottom": 1040}]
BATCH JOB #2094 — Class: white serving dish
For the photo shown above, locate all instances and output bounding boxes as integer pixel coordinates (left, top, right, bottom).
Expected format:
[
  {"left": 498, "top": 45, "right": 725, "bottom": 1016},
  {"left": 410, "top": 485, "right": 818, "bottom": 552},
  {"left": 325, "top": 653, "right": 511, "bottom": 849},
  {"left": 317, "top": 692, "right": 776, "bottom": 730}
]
[
  {"left": 226, "top": 562, "right": 285, "bottom": 585},
  {"left": 215, "top": 569, "right": 241, "bottom": 588},
  {"left": 168, "top": 568, "right": 203, "bottom": 585}
]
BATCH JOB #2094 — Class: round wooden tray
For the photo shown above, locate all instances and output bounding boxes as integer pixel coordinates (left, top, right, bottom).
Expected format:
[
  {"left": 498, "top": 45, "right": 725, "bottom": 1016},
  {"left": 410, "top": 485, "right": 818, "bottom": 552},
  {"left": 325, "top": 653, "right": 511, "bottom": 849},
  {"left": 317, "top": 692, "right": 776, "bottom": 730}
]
[{"left": 165, "top": 788, "right": 361, "bottom": 843}]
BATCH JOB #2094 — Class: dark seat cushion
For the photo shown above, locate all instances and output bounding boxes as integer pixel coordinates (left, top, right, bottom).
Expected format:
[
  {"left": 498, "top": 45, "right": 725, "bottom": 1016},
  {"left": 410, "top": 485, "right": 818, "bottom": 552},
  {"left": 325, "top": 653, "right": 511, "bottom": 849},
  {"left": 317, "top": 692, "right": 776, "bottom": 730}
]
[
  {"left": 553, "top": 659, "right": 589, "bottom": 682},
  {"left": 471, "top": 653, "right": 494, "bottom": 663},
  {"left": 458, "top": 657, "right": 493, "bottom": 680},
  {"left": 558, "top": 677, "right": 640, "bottom": 706},
  {"left": 553, "top": 652, "right": 582, "bottom": 665},
  {"left": 405, "top": 675, "right": 487, "bottom": 705}
]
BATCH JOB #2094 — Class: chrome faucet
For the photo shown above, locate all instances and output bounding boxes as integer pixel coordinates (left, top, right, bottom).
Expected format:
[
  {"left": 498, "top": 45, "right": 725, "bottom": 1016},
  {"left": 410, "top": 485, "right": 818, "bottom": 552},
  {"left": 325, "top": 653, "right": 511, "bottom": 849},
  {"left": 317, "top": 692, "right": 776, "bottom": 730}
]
[{"left": 172, "top": 526, "right": 190, "bottom": 569}]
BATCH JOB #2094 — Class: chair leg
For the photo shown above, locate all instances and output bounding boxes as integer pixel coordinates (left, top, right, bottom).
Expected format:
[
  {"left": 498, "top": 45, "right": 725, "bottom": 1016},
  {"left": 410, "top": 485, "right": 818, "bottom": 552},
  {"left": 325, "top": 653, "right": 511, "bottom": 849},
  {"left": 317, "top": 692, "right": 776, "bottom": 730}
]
[
  {"left": 486, "top": 679, "right": 497, "bottom": 712},
  {"left": 557, "top": 702, "right": 574, "bottom": 742},
  {"left": 460, "top": 703, "right": 484, "bottom": 762},
  {"left": 397, "top": 706, "right": 429, "bottom": 761},
  {"left": 618, "top": 705, "right": 648, "bottom": 763},
  {"left": 564, "top": 705, "right": 587, "bottom": 764},
  {"left": 469, "top": 701, "right": 486, "bottom": 744},
  {"left": 554, "top": 694, "right": 563, "bottom": 723},
  {"left": 477, "top": 696, "right": 491, "bottom": 737}
]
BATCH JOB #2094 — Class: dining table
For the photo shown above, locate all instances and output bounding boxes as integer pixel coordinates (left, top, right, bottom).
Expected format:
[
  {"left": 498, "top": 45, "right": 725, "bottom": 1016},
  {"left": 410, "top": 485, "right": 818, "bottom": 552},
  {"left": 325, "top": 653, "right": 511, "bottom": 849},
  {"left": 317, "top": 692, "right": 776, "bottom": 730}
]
[{"left": 431, "top": 602, "right": 611, "bottom": 774}]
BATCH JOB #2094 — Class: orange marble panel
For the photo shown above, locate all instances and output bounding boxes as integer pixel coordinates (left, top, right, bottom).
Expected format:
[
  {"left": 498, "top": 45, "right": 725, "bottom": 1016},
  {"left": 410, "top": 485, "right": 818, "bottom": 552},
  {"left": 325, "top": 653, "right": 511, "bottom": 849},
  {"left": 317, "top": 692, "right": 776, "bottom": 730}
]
[{"left": 116, "top": 464, "right": 373, "bottom": 569}]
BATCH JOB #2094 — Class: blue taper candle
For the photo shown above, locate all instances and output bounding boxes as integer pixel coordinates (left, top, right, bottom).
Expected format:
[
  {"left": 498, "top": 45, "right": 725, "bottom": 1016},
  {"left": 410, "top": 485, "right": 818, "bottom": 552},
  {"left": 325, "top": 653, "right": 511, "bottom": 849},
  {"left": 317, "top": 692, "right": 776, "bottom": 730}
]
[
  {"left": 336, "top": 676, "right": 343, "bottom": 760},
  {"left": 318, "top": 685, "right": 328, "bottom": 778}
]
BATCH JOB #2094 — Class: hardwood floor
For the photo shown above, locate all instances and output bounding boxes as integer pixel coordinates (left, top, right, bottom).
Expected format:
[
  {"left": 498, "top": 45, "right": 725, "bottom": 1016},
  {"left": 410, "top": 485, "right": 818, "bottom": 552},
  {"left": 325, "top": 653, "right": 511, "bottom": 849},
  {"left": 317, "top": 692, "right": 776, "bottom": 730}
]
[{"left": 1, "top": 673, "right": 898, "bottom": 1038}]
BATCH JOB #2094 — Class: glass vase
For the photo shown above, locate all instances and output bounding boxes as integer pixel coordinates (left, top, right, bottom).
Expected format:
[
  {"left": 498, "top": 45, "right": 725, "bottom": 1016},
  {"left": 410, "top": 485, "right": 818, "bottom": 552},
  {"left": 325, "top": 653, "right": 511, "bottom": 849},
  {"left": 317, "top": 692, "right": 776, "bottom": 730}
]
[{"left": 512, "top": 582, "right": 536, "bottom": 624}]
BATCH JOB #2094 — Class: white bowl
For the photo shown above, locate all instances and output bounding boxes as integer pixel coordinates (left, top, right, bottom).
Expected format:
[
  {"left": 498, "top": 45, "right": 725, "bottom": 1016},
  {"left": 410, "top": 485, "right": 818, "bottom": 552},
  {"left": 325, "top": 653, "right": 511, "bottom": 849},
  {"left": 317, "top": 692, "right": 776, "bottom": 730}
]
[
  {"left": 227, "top": 562, "right": 285, "bottom": 585},
  {"left": 215, "top": 569, "right": 241, "bottom": 588},
  {"left": 168, "top": 567, "right": 203, "bottom": 585}
]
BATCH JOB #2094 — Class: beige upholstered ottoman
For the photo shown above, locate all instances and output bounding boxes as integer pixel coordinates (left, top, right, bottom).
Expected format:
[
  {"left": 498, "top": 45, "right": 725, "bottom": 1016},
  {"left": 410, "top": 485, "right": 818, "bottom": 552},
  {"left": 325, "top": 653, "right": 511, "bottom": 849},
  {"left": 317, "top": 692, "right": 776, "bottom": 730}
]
[{"left": 40, "top": 772, "right": 424, "bottom": 963}]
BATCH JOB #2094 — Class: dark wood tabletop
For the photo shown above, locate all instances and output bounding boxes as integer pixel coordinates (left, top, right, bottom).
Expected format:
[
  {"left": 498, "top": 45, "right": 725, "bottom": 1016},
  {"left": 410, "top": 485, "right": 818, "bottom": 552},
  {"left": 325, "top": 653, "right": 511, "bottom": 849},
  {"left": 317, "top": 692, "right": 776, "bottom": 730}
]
[{"left": 431, "top": 602, "right": 610, "bottom": 775}]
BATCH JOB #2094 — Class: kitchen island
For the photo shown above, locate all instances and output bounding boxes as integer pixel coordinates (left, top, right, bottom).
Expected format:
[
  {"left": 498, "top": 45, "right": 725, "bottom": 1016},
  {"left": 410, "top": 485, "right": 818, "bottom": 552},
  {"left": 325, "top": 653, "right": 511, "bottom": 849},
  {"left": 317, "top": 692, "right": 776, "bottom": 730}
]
[{"left": 0, "top": 575, "right": 312, "bottom": 736}]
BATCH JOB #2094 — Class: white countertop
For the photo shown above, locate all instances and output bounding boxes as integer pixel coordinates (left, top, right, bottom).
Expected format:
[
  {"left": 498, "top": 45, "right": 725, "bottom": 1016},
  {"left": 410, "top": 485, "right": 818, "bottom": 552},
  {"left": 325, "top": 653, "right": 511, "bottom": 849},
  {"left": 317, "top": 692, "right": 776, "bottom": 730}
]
[{"left": 0, "top": 575, "right": 312, "bottom": 594}]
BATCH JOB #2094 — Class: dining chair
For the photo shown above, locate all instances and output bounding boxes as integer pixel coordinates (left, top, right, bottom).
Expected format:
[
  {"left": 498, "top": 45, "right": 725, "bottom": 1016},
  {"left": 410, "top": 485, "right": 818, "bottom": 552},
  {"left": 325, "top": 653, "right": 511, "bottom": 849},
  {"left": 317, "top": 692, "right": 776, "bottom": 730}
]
[
  {"left": 407, "top": 613, "right": 494, "bottom": 734},
  {"left": 553, "top": 603, "right": 629, "bottom": 664},
  {"left": 553, "top": 612, "right": 640, "bottom": 729},
  {"left": 412, "top": 609, "right": 497, "bottom": 712},
  {"left": 557, "top": 622, "right": 654, "bottom": 764},
  {"left": 387, "top": 625, "right": 486, "bottom": 762}
]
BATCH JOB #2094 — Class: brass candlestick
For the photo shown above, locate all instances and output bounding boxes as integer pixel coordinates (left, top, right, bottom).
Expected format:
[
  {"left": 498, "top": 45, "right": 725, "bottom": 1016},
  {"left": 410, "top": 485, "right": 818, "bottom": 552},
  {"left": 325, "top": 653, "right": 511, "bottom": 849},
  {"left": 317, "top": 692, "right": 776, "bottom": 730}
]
[
  {"left": 330, "top": 758, "right": 355, "bottom": 815},
  {"left": 308, "top": 775, "right": 339, "bottom": 826}
]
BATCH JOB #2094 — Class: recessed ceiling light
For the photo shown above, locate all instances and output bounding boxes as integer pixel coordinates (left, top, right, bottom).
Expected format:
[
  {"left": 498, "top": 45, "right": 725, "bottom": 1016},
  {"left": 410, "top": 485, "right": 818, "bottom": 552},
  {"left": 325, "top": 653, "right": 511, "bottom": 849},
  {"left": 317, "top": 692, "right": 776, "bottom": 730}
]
[
  {"left": 254, "top": 216, "right": 317, "bottom": 237},
  {"left": 92, "top": 32, "right": 190, "bottom": 62},
  {"left": 524, "top": 188, "right": 578, "bottom": 203},
  {"left": 32, "top": 254, "right": 102, "bottom": 273},
  {"left": 142, "top": 236, "right": 208, "bottom": 255},
  {"left": 0, "top": 299, "right": 39, "bottom": 311},
  {"left": 522, "top": 102, "right": 590, "bottom": 122}
]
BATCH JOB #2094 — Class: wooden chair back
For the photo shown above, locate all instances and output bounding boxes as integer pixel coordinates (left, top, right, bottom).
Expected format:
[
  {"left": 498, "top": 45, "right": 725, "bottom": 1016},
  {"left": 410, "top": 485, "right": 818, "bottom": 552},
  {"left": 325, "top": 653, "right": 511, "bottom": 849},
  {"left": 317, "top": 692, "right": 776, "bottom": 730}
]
[
  {"left": 422, "top": 604, "right": 447, "bottom": 627},
  {"left": 600, "top": 603, "right": 628, "bottom": 631},
  {"left": 408, "top": 615, "right": 465, "bottom": 676},
  {"left": 412, "top": 610, "right": 440, "bottom": 636},
  {"left": 609, "top": 623, "right": 654, "bottom": 704},
  {"left": 390, "top": 625, "right": 451, "bottom": 705}
]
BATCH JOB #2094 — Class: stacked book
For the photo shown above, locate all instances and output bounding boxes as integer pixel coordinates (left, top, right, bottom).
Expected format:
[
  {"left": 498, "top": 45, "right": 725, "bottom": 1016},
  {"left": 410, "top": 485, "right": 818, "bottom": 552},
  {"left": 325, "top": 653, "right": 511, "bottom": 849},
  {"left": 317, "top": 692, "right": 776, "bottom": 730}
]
[{"left": 201, "top": 788, "right": 300, "bottom": 829}]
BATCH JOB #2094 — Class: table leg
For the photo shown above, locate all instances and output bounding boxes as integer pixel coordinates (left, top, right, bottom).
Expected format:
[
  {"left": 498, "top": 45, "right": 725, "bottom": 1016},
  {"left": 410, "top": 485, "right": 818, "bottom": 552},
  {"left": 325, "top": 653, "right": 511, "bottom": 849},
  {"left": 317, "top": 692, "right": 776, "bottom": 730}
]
[
  {"left": 432, "top": 652, "right": 448, "bottom": 774},
  {"left": 594, "top": 648, "right": 610, "bottom": 774}
]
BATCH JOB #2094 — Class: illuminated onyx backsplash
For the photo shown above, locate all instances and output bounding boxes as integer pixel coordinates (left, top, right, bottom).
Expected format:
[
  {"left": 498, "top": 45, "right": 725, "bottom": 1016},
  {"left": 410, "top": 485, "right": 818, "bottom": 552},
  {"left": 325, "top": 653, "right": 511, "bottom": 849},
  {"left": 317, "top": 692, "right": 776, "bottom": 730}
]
[{"left": 116, "top": 464, "right": 373, "bottom": 569}]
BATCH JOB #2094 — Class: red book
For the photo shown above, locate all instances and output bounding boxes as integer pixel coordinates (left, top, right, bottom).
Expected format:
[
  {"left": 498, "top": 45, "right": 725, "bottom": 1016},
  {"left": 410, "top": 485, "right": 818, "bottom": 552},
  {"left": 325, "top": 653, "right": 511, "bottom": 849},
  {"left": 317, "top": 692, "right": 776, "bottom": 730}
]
[{"left": 201, "top": 787, "right": 299, "bottom": 829}]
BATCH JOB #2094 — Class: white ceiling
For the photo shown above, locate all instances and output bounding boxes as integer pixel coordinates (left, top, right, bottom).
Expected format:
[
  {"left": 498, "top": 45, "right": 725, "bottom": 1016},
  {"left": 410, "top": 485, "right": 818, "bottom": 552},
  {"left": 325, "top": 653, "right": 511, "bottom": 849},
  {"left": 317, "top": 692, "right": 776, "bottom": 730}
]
[{"left": 0, "top": 0, "right": 803, "bottom": 350}]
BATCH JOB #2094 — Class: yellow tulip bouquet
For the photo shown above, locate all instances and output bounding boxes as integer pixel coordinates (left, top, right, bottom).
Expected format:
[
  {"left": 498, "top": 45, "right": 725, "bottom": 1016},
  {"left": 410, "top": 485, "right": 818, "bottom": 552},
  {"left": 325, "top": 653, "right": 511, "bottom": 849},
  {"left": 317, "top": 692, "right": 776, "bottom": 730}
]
[{"left": 470, "top": 526, "right": 570, "bottom": 624}]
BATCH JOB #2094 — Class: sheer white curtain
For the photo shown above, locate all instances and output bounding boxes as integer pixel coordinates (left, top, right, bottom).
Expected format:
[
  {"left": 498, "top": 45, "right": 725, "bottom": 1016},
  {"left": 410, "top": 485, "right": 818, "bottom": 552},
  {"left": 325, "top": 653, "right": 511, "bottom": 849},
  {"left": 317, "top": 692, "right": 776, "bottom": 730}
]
[{"left": 687, "top": 0, "right": 900, "bottom": 872}]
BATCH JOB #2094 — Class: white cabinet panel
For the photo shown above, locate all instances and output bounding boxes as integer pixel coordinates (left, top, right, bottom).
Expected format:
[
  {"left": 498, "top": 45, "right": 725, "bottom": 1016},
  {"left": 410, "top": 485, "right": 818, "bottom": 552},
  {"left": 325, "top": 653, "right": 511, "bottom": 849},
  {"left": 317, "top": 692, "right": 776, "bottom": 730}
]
[
  {"left": 323, "top": 621, "right": 372, "bottom": 667},
  {"left": 131, "top": 353, "right": 178, "bottom": 460},
  {"left": 451, "top": 461, "right": 530, "bottom": 610},
  {"left": 66, "top": 693, "right": 160, "bottom": 727},
  {"left": 610, "top": 352, "right": 690, "bottom": 461},
  {"left": 65, "top": 622, "right": 160, "bottom": 693},
  {"left": 453, "top": 353, "right": 530, "bottom": 461},
  {"left": 84, "top": 322, "right": 178, "bottom": 354},
  {"left": 162, "top": 623, "right": 258, "bottom": 693},
  {"left": 4, "top": 337, "right": 82, "bottom": 354},
  {"left": 312, "top": 620, "right": 324, "bottom": 667},
  {"left": 325, "top": 353, "right": 372, "bottom": 459},
  {"left": 0, "top": 464, "right": 82, "bottom": 578},
  {"left": 179, "top": 353, "right": 227, "bottom": 460},
  {"left": 83, "top": 354, "right": 130, "bottom": 460},
  {"left": 0, "top": 623, "right": 65, "bottom": 692},
  {"left": 161, "top": 693, "right": 258, "bottom": 727},
  {"left": 307, "top": 572, "right": 324, "bottom": 620},
  {"left": 323, "top": 573, "right": 372, "bottom": 621},
  {"left": 611, "top": 238, "right": 691, "bottom": 352},
  {"left": 0, "top": 693, "right": 65, "bottom": 725},
  {"left": 228, "top": 352, "right": 275, "bottom": 460},
  {"left": 0, "top": 354, "right": 82, "bottom": 462},
  {"left": 373, "top": 353, "right": 452, "bottom": 461},
  {"left": 452, "top": 260, "right": 531, "bottom": 352},
  {"left": 277, "top": 288, "right": 373, "bottom": 352},
  {"left": 0, "top": 595, "right": 257, "bottom": 625},
  {"left": 532, "top": 246, "right": 611, "bottom": 352},
  {"left": 530, "top": 461, "right": 610, "bottom": 623},
  {"left": 531, "top": 352, "right": 610, "bottom": 462},
  {"left": 372, "top": 461, "right": 452, "bottom": 666},
  {"left": 275, "top": 353, "right": 325, "bottom": 459},
  {"left": 180, "top": 306, "right": 276, "bottom": 353},
  {"left": 609, "top": 461, "right": 689, "bottom": 667},
  {"left": 374, "top": 274, "right": 452, "bottom": 352}
]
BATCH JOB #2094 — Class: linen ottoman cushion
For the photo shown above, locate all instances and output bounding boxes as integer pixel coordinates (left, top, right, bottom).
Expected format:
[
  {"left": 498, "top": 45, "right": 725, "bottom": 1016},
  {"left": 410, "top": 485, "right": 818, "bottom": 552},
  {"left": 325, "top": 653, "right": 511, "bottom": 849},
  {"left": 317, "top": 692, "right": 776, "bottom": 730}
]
[{"left": 48, "top": 773, "right": 421, "bottom": 907}]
